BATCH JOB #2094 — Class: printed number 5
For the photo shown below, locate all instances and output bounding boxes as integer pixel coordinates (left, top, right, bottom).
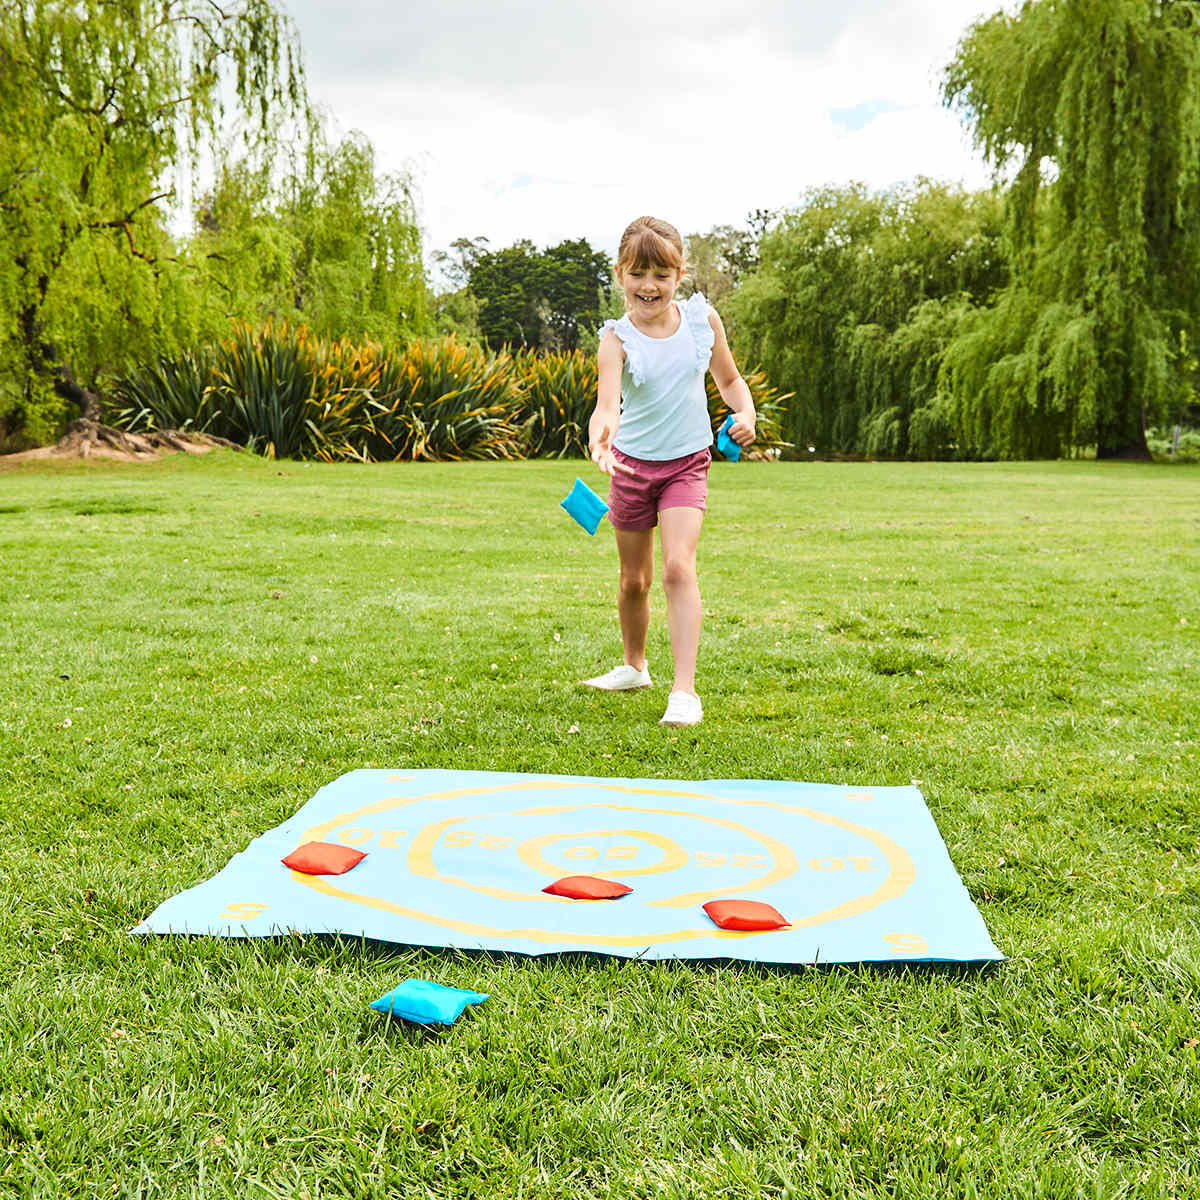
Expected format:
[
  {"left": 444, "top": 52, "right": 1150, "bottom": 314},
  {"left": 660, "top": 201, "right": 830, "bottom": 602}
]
[
  {"left": 220, "top": 903, "right": 269, "bottom": 921},
  {"left": 883, "top": 932, "right": 928, "bottom": 954}
]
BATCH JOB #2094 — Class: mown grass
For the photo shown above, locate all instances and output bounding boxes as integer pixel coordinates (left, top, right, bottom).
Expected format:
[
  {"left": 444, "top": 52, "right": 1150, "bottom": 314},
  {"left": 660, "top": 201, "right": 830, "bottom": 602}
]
[{"left": 0, "top": 453, "right": 1197, "bottom": 1199}]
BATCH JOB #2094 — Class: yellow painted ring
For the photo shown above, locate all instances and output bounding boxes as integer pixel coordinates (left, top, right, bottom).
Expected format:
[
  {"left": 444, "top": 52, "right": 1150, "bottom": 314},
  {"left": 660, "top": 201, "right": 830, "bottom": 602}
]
[{"left": 292, "top": 780, "right": 915, "bottom": 946}]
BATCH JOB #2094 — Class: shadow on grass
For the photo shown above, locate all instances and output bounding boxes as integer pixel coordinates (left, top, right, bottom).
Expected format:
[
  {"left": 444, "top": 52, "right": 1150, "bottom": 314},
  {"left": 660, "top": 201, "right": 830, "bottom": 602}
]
[{"left": 134, "top": 928, "right": 1003, "bottom": 981}]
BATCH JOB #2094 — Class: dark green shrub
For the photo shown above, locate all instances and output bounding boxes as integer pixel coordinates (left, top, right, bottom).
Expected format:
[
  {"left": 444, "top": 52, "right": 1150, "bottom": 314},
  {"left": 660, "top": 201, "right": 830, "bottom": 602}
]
[
  {"left": 512, "top": 349, "right": 596, "bottom": 458},
  {"left": 362, "top": 337, "right": 523, "bottom": 461},
  {"left": 110, "top": 347, "right": 218, "bottom": 433}
]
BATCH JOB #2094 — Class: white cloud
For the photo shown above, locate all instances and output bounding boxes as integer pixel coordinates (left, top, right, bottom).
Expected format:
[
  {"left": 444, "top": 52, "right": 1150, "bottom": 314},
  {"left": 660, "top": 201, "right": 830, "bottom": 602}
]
[{"left": 281, "top": 0, "right": 999, "bottom": 271}]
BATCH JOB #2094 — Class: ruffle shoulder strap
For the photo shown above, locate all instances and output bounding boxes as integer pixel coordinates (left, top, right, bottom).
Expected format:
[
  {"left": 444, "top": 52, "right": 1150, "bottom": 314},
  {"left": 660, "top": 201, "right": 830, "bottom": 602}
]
[
  {"left": 684, "top": 291, "right": 715, "bottom": 372},
  {"left": 596, "top": 314, "right": 645, "bottom": 387}
]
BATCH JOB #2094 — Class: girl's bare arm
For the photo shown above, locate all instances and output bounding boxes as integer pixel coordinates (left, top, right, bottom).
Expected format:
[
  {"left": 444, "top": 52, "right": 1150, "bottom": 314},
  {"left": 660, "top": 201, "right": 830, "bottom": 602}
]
[
  {"left": 590, "top": 331, "right": 635, "bottom": 475},
  {"left": 708, "top": 310, "right": 756, "bottom": 445}
]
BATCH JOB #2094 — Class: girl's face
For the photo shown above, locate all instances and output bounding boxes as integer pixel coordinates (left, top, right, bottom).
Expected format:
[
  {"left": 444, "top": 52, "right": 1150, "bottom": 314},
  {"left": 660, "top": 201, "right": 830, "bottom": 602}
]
[{"left": 616, "top": 261, "right": 684, "bottom": 319}]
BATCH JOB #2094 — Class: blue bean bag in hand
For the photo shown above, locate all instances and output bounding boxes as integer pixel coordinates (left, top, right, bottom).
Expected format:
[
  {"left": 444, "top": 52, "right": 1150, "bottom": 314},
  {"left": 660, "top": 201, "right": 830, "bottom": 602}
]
[
  {"left": 560, "top": 477, "right": 609, "bottom": 535},
  {"left": 370, "top": 978, "right": 489, "bottom": 1026},
  {"left": 716, "top": 415, "right": 741, "bottom": 461}
]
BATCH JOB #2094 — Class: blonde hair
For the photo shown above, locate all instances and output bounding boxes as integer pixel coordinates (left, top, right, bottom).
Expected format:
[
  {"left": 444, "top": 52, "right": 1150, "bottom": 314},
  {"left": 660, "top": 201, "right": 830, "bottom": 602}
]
[{"left": 615, "top": 215, "right": 685, "bottom": 274}]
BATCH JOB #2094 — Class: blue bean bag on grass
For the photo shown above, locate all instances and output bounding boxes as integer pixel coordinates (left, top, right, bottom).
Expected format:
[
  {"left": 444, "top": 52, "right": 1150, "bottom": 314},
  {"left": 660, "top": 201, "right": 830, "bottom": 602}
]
[{"left": 370, "top": 978, "right": 489, "bottom": 1026}]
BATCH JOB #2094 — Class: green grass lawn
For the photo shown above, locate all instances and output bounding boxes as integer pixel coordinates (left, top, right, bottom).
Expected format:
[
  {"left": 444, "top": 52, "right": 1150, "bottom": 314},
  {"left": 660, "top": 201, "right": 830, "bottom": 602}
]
[{"left": 1, "top": 452, "right": 1197, "bottom": 1199}]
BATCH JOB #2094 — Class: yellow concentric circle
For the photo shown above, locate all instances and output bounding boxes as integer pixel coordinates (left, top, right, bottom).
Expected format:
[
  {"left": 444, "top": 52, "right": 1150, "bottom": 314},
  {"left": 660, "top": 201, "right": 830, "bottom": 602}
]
[{"left": 291, "top": 780, "right": 915, "bottom": 946}]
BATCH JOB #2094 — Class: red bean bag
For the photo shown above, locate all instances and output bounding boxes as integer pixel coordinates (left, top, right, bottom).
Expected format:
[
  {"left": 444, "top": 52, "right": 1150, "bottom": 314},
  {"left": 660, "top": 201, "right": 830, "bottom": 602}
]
[
  {"left": 542, "top": 875, "right": 633, "bottom": 900},
  {"left": 702, "top": 899, "right": 789, "bottom": 931},
  {"left": 281, "top": 841, "right": 367, "bottom": 876}
]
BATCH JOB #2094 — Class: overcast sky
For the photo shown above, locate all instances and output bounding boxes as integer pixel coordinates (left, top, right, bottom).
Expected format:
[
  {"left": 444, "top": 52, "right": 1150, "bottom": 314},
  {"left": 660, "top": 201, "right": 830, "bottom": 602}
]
[{"left": 279, "top": 0, "right": 1001, "bottom": 272}]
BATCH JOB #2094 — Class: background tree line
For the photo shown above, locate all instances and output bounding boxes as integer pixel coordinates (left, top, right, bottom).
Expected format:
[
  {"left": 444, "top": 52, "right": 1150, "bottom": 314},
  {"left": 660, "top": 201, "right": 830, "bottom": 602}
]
[
  {"left": 730, "top": 0, "right": 1200, "bottom": 460},
  {"left": 433, "top": 237, "right": 611, "bottom": 354},
  {"left": 3, "top": 0, "right": 1197, "bottom": 460},
  {"left": 0, "top": 0, "right": 427, "bottom": 448}
]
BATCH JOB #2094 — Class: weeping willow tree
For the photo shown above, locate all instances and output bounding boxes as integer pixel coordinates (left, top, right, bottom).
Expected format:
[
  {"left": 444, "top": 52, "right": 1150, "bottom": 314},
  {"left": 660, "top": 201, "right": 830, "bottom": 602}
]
[
  {"left": 191, "top": 130, "right": 430, "bottom": 345},
  {"left": 942, "top": 0, "right": 1200, "bottom": 458},
  {"left": 0, "top": 0, "right": 308, "bottom": 445},
  {"left": 728, "top": 180, "right": 1007, "bottom": 455}
]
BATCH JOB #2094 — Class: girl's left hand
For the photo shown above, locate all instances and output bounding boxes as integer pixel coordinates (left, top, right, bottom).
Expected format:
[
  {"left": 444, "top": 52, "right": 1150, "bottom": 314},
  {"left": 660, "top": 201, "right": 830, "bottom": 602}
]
[{"left": 729, "top": 414, "right": 757, "bottom": 445}]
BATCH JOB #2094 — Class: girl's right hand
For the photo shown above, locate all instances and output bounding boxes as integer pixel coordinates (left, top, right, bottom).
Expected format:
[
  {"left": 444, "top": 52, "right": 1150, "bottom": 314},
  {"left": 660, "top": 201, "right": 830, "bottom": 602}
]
[{"left": 590, "top": 425, "right": 636, "bottom": 476}]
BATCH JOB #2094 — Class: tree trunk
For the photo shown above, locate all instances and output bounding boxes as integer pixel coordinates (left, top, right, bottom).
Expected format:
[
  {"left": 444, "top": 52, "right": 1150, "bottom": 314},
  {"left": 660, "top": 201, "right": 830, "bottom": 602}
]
[
  {"left": 52, "top": 364, "right": 102, "bottom": 422},
  {"left": 1095, "top": 403, "right": 1153, "bottom": 460},
  {"left": 34, "top": 346, "right": 237, "bottom": 458},
  {"left": 1096, "top": 439, "right": 1153, "bottom": 460},
  {"left": 61, "top": 419, "right": 238, "bottom": 456},
  {"left": 3, "top": 419, "right": 241, "bottom": 461},
  {"left": 7, "top": 320, "right": 238, "bottom": 459}
]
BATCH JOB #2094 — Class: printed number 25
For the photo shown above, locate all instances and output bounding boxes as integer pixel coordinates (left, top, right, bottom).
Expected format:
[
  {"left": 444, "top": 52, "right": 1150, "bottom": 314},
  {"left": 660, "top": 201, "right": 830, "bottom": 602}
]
[
  {"left": 692, "top": 853, "right": 766, "bottom": 868},
  {"left": 443, "top": 832, "right": 514, "bottom": 849}
]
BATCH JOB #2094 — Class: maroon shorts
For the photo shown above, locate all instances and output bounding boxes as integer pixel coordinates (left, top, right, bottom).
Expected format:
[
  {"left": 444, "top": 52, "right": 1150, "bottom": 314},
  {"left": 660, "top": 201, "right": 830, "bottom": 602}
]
[{"left": 607, "top": 447, "right": 712, "bottom": 531}]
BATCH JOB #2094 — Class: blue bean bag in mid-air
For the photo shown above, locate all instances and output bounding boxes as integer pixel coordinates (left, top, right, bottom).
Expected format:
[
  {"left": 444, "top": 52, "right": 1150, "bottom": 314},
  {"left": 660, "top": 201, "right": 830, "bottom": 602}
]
[
  {"left": 370, "top": 978, "right": 489, "bottom": 1026},
  {"left": 560, "top": 477, "right": 609, "bottom": 535}
]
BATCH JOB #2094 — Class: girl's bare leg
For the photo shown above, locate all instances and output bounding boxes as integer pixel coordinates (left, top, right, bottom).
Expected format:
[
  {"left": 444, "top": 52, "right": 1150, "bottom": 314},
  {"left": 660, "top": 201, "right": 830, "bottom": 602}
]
[
  {"left": 614, "top": 527, "right": 655, "bottom": 669},
  {"left": 657, "top": 506, "right": 704, "bottom": 694}
]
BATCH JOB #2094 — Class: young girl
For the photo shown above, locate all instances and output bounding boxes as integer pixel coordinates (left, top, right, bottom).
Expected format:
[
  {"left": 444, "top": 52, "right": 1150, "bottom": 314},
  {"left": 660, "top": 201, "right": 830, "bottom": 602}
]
[{"left": 583, "top": 215, "right": 756, "bottom": 727}]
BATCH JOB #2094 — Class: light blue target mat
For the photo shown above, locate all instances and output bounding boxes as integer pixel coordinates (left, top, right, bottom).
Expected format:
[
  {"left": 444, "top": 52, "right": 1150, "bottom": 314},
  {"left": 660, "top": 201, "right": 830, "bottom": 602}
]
[{"left": 133, "top": 769, "right": 1003, "bottom": 966}]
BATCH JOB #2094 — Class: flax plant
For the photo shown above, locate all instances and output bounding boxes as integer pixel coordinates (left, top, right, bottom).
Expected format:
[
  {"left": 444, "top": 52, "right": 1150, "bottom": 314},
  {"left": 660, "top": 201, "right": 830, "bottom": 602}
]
[{"left": 362, "top": 337, "right": 523, "bottom": 462}]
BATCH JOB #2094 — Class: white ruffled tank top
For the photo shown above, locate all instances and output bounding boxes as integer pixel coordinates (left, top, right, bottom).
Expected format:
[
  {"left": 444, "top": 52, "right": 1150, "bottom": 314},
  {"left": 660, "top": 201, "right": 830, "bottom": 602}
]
[{"left": 598, "top": 291, "right": 715, "bottom": 461}]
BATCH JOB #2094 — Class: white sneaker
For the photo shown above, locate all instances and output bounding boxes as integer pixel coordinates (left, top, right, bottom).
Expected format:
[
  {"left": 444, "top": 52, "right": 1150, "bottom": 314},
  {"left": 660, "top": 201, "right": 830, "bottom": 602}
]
[
  {"left": 659, "top": 690, "right": 702, "bottom": 727},
  {"left": 582, "top": 663, "right": 652, "bottom": 690}
]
